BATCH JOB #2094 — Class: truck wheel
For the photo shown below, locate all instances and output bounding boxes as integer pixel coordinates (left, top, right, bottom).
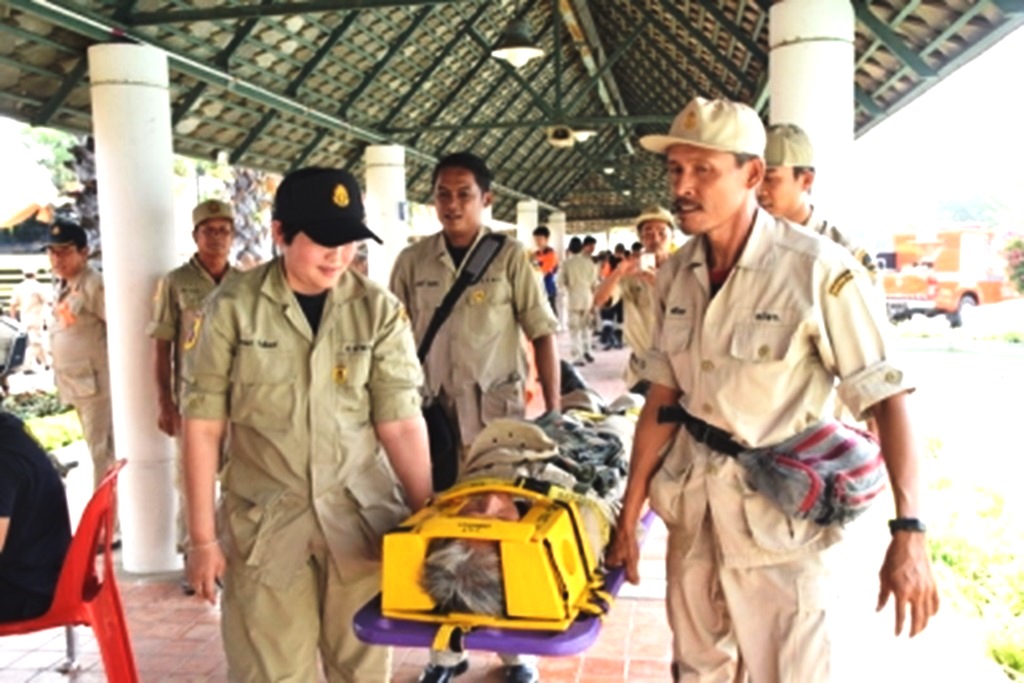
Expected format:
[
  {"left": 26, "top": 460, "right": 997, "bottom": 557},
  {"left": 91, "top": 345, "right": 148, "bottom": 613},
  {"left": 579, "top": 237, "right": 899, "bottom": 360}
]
[{"left": 948, "top": 294, "right": 978, "bottom": 328}]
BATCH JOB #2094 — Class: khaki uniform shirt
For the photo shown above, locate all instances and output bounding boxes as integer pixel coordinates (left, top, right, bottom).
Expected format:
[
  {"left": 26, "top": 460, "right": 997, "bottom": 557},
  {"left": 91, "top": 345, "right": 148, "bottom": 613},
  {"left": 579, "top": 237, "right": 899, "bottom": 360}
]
[
  {"left": 146, "top": 255, "right": 241, "bottom": 402},
  {"left": 181, "top": 259, "right": 422, "bottom": 586},
  {"left": 807, "top": 208, "right": 877, "bottom": 279},
  {"left": 50, "top": 266, "right": 108, "bottom": 404},
  {"left": 390, "top": 229, "right": 558, "bottom": 446},
  {"left": 557, "top": 253, "right": 598, "bottom": 312},
  {"left": 642, "top": 210, "right": 908, "bottom": 567}
]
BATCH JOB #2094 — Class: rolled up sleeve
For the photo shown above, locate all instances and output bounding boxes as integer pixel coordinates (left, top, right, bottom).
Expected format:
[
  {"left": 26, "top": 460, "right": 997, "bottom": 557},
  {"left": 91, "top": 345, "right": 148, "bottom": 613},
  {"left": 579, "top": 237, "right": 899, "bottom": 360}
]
[
  {"left": 818, "top": 256, "right": 913, "bottom": 420},
  {"left": 146, "top": 275, "right": 177, "bottom": 341},
  {"left": 369, "top": 295, "right": 424, "bottom": 424},
  {"left": 510, "top": 242, "right": 559, "bottom": 340},
  {"left": 180, "top": 294, "right": 234, "bottom": 421}
]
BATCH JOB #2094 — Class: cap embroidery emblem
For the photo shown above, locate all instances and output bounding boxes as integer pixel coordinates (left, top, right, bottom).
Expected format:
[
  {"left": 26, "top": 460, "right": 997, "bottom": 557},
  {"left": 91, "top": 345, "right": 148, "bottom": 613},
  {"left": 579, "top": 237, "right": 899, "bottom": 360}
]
[
  {"left": 333, "top": 363, "right": 348, "bottom": 384},
  {"left": 333, "top": 184, "right": 350, "bottom": 208},
  {"left": 51, "top": 226, "right": 60, "bottom": 235},
  {"left": 682, "top": 109, "right": 698, "bottom": 130}
]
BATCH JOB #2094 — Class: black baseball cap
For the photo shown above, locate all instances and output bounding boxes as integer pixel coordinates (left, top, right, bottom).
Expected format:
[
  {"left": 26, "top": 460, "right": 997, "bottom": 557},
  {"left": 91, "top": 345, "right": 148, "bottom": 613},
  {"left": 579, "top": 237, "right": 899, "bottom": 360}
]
[
  {"left": 46, "top": 220, "right": 87, "bottom": 249},
  {"left": 272, "top": 167, "right": 382, "bottom": 247}
]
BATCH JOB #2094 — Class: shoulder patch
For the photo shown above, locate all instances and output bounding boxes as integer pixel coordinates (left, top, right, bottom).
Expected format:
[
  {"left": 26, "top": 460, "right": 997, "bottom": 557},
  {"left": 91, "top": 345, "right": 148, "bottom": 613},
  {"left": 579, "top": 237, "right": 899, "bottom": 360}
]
[{"left": 828, "top": 269, "right": 855, "bottom": 297}]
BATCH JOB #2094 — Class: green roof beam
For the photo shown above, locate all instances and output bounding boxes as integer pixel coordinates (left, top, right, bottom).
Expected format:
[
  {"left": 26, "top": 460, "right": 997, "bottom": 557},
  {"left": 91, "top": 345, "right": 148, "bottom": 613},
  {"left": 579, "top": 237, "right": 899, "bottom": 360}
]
[
  {"left": 852, "top": 0, "right": 937, "bottom": 79},
  {"left": 127, "top": 0, "right": 470, "bottom": 26},
  {"left": 337, "top": 5, "right": 437, "bottom": 117},
  {"left": 561, "top": 13, "right": 652, "bottom": 117},
  {"left": 655, "top": 0, "right": 756, "bottom": 95},
  {"left": 378, "top": 2, "right": 492, "bottom": 128},
  {"left": 33, "top": 56, "right": 88, "bottom": 126}
]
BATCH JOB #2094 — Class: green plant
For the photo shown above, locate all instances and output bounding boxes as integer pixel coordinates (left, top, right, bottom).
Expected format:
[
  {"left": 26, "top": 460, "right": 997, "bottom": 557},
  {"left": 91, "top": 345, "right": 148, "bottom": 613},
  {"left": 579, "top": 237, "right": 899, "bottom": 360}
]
[
  {"left": 927, "top": 439, "right": 1024, "bottom": 680},
  {"left": 1006, "top": 236, "right": 1024, "bottom": 295},
  {"left": 2, "top": 389, "right": 70, "bottom": 420},
  {"left": 24, "top": 410, "right": 82, "bottom": 451}
]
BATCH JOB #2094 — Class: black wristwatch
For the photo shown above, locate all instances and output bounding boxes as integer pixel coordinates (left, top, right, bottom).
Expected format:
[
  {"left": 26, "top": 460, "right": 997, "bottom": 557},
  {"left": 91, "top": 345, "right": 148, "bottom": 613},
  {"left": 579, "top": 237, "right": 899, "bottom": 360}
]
[{"left": 888, "top": 517, "right": 927, "bottom": 535}]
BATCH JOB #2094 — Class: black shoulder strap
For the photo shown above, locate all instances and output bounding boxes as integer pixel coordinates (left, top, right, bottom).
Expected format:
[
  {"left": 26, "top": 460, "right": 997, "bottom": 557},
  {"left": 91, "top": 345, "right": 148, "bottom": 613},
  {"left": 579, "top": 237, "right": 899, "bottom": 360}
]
[{"left": 417, "top": 233, "right": 508, "bottom": 364}]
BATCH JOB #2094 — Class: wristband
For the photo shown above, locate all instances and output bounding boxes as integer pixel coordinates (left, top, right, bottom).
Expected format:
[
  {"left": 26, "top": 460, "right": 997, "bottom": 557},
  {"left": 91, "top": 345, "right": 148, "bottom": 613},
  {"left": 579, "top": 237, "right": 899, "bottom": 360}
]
[
  {"left": 188, "top": 539, "right": 220, "bottom": 551},
  {"left": 888, "top": 517, "right": 926, "bottom": 535}
]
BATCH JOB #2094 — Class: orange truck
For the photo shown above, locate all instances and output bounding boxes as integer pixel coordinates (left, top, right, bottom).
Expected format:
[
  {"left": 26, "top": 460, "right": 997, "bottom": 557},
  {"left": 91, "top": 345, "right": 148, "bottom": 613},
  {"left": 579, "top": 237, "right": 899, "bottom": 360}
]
[{"left": 879, "top": 227, "right": 1019, "bottom": 327}]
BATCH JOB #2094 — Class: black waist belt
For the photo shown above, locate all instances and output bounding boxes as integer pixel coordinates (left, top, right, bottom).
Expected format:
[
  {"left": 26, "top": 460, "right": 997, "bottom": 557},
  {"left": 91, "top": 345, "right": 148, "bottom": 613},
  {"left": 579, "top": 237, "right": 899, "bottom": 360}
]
[{"left": 656, "top": 405, "right": 744, "bottom": 457}]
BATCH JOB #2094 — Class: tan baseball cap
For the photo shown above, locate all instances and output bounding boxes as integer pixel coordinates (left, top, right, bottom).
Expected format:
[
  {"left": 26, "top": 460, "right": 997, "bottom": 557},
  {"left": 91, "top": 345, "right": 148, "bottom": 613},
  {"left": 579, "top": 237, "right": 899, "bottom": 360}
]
[
  {"left": 764, "top": 123, "right": 814, "bottom": 168},
  {"left": 192, "top": 199, "right": 234, "bottom": 229},
  {"left": 634, "top": 205, "right": 675, "bottom": 230},
  {"left": 640, "top": 97, "right": 765, "bottom": 157}
]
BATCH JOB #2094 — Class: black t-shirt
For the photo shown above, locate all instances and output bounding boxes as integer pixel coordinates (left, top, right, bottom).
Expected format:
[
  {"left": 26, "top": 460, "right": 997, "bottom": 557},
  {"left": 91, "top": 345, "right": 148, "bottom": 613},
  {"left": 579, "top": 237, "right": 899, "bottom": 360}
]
[
  {"left": 294, "top": 290, "right": 329, "bottom": 336},
  {"left": 446, "top": 242, "right": 471, "bottom": 269},
  {"left": 0, "top": 411, "right": 72, "bottom": 621}
]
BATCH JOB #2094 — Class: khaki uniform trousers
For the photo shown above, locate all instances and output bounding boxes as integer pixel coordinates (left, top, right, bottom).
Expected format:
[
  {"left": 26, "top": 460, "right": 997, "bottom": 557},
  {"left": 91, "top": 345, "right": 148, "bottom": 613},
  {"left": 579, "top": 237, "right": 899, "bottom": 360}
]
[
  {"left": 666, "top": 510, "right": 832, "bottom": 683},
  {"left": 568, "top": 309, "right": 592, "bottom": 362},
  {"left": 71, "top": 392, "right": 115, "bottom": 492},
  {"left": 221, "top": 522, "right": 390, "bottom": 682}
]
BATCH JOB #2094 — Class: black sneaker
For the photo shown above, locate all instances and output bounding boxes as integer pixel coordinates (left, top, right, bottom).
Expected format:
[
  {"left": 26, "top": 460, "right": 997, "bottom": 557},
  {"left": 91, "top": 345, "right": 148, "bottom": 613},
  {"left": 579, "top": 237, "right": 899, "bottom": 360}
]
[
  {"left": 418, "top": 660, "right": 470, "bottom": 683},
  {"left": 583, "top": 353, "right": 595, "bottom": 363}
]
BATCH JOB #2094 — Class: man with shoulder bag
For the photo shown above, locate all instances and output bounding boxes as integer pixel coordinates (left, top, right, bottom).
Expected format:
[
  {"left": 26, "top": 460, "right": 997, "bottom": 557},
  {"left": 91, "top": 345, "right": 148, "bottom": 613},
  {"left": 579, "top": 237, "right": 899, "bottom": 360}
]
[{"left": 607, "top": 97, "right": 939, "bottom": 683}]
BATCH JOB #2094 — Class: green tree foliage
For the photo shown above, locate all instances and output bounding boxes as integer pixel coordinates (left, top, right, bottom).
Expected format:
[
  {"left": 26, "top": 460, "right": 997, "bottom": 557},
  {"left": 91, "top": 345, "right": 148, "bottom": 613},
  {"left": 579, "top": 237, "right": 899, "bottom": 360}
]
[
  {"left": 18, "top": 126, "right": 77, "bottom": 191},
  {"left": 1006, "top": 237, "right": 1024, "bottom": 295}
]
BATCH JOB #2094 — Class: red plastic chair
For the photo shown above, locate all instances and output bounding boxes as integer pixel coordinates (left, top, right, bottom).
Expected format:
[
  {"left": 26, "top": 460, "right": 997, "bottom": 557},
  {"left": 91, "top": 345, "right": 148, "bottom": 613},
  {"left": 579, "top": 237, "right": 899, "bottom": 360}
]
[{"left": 0, "top": 459, "right": 139, "bottom": 682}]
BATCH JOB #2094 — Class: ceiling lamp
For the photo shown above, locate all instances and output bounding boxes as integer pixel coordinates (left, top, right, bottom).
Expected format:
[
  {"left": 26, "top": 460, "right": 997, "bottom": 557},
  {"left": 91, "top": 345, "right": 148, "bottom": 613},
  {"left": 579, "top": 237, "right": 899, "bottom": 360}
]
[
  {"left": 573, "top": 129, "right": 597, "bottom": 142},
  {"left": 492, "top": 18, "right": 544, "bottom": 69}
]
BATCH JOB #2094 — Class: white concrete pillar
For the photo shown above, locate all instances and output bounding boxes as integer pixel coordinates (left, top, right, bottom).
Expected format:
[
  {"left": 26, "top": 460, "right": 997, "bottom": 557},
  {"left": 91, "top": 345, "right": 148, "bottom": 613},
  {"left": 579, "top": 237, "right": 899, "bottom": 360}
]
[
  {"left": 88, "top": 44, "right": 178, "bottom": 573},
  {"left": 515, "top": 200, "right": 538, "bottom": 246},
  {"left": 364, "top": 145, "right": 409, "bottom": 284},
  {"left": 769, "top": 0, "right": 855, "bottom": 221}
]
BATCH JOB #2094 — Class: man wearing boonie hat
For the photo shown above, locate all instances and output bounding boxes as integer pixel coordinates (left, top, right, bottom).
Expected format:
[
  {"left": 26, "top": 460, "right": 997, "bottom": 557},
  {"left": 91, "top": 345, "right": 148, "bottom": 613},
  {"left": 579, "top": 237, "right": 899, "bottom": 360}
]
[
  {"left": 47, "top": 221, "right": 116, "bottom": 501},
  {"left": 180, "top": 167, "right": 433, "bottom": 682},
  {"left": 146, "top": 198, "right": 241, "bottom": 593},
  {"left": 607, "top": 97, "right": 939, "bottom": 681},
  {"left": 758, "top": 123, "right": 877, "bottom": 277},
  {"left": 593, "top": 205, "right": 676, "bottom": 392}
]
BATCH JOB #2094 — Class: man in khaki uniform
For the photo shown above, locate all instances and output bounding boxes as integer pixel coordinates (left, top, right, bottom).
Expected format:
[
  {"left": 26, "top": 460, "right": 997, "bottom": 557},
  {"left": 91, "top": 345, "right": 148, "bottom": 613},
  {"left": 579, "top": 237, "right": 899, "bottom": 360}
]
[
  {"left": 181, "top": 168, "right": 432, "bottom": 682},
  {"left": 758, "top": 123, "right": 877, "bottom": 277},
  {"left": 607, "top": 98, "right": 939, "bottom": 682},
  {"left": 390, "top": 152, "right": 558, "bottom": 683},
  {"left": 557, "top": 236, "right": 598, "bottom": 366},
  {"left": 47, "top": 222, "right": 115, "bottom": 495},
  {"left": 148, "top": 199, "right": 240, "bottom": 567},
  {"left": 593, "top": 206, "right": 675, "bottom": 390}
]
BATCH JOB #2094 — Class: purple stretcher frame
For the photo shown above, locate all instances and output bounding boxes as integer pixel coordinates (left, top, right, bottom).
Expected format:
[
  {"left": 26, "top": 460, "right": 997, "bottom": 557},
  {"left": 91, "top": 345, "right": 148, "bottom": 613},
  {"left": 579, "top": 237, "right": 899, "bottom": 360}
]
[{"left": 353, "top": 509, "right": 656, "bottom": 656}]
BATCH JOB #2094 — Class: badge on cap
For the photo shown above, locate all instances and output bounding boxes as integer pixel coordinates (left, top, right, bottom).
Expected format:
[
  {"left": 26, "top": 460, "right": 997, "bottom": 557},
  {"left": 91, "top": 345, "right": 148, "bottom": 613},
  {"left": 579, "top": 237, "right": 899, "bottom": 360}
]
[
  {"left": 51, "top": 226, "right": 60, "bottom": 236},
  {"left": 333, "top": 184, "right": 350, "bottom": 208},
  {"left": 183, "top": 313, "right": 203, "bottom": 350},
  {"left": 682, "top": 108, "right": 699, "bottom": 130}
]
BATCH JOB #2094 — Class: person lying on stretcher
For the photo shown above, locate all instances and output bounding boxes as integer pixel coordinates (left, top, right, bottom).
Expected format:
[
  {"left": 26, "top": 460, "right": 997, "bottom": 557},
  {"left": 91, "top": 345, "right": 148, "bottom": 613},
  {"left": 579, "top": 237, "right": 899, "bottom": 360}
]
[{"left": 402, "top": 388, "right": 641, "bottom": 683}]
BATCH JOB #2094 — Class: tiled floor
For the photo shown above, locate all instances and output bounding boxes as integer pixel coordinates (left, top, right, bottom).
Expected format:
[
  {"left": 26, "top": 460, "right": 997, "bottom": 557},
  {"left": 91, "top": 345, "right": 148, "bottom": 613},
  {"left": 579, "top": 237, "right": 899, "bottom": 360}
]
[{"left": 0, "top": 337, "right": 1008, "bottom": 682}]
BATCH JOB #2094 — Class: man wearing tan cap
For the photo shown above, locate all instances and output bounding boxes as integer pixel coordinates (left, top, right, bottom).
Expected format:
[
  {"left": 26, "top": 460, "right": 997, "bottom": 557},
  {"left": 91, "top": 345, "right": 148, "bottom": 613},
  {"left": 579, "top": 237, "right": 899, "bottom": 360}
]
[
  {"left": 607, "top": 97, "right": 938, "bottom": 682},
  {"left": 593, "top": 205, "right": 675, "bottom": 391},
  {"left": 181, "top": 168, "right": 432, "bottom": 682},
  {"left": 147, "top": 198, "right": 241, "bottom": 589},
  {"left": 758, "top": 123, "right": 877, "bottom": 276}
]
